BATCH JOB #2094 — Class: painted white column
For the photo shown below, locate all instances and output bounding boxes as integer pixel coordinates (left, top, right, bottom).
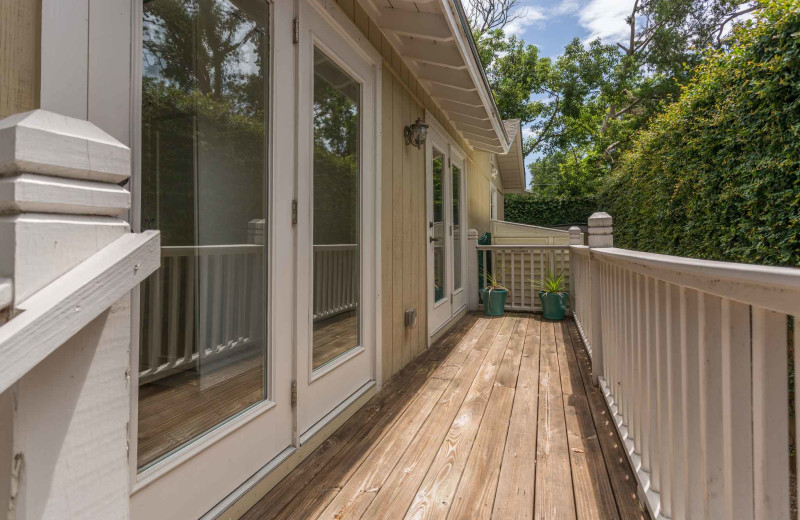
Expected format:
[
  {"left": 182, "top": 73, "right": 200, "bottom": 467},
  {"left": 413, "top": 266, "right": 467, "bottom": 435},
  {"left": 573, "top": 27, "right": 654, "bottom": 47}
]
[
  {"left": 0, "top": 110, "right": 134, "bottom": 520},
  {"left": 467, "top": 229, "right": 479, "bottom": 311}
]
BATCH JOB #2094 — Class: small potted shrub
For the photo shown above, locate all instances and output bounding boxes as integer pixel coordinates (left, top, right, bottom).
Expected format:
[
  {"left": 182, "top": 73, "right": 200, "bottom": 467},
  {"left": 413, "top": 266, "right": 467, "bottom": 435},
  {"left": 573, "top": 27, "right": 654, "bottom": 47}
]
[
  {"left": 481, "top": 270, "right": 510, "bottom": 317},
  {"left": 533, "top": 272, "right": 569, "bottom": 320}
]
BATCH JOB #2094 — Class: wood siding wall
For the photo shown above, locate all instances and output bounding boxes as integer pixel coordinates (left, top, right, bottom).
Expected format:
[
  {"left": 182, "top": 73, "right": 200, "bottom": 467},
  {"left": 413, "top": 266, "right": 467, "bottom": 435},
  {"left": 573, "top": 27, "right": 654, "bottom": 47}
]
[
  {"left": 0, "top": 0, "right": 40, "bottom": 118},
  {"left": 334, "top": 0, "right": 503, "bottom": 379}
]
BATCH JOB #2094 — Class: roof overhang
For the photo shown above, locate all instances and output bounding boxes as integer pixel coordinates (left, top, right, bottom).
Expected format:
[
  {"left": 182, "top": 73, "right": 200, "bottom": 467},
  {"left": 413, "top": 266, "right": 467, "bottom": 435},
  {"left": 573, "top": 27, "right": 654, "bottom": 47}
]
[
  {"left": 496, "top": 119, "right": 526, "bottom": 192},
  {"left": 361, "top": 0, "right": 511, "bottom": 154}
]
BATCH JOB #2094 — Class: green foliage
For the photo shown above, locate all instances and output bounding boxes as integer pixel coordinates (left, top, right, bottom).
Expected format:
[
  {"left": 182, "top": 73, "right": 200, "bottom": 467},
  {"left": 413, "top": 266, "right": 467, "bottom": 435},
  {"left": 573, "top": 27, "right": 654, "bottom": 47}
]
[
  {"left": 485, "top": 268, "right": 511, "bottom": 294},
  {"left": 601, "top": 1, "right": 800, "bottom": 266},
  {"left": 532, "top": 272, "right": 566, "bottom": 294},
  {"left": 473, "top": 0, "right": 755, "bottom": 197},
  {"left": 504, "top": 194, "right": 599, "bottom": 227}
]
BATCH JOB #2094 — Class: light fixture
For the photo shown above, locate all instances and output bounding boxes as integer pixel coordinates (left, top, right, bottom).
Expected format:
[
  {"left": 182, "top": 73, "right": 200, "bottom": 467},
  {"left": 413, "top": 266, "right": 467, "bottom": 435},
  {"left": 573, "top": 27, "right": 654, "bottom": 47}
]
[{"left": 404, "top": 118, "right": 429, "bottom": 149}]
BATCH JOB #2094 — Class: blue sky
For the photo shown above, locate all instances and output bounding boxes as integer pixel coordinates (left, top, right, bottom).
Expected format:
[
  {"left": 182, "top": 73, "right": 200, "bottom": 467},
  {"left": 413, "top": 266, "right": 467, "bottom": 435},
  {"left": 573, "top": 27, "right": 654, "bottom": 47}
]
[{"left": 498, "top": 0, "right": 637, "bottom": 187}]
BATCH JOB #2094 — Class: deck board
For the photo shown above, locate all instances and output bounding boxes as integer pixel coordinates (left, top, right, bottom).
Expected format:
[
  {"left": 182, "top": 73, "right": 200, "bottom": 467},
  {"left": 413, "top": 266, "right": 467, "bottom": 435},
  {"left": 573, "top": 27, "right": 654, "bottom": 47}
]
[{"left": 243, "top": 313, "right": 648, "bottom": 520}]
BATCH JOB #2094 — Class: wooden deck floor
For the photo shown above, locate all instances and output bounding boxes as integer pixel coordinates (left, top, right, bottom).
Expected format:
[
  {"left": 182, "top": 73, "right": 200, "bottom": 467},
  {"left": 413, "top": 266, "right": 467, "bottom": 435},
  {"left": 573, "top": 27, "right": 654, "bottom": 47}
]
[{"left": 243, "top": 313, "right": 648, "bottom": 520}]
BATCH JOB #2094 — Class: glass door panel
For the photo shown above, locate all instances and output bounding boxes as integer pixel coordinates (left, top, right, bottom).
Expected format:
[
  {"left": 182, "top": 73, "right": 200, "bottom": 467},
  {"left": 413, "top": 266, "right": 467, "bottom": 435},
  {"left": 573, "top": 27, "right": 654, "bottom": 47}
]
[
  {"left": 138, "top": 0, "right": 268, "bottom": 470},
  {"left": 451, "top": 162, "right": 462, "bottom": 292},
  {"left": 432, "top": 148, "right": 446, "bottom": 304},
  {"left": 312, "top": 47, "right": 361, "bottom": 371}
]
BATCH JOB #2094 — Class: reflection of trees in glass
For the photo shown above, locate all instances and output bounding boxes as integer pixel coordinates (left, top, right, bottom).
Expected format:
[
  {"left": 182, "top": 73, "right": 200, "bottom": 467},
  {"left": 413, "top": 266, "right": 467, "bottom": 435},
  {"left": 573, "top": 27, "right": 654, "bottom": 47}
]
[
  {"left": 141, "top": 0, "right": 267, "bottom": 246},
  {"left": 432, "top": 155, "right": 444, "bottom": 224},
  {"left": 313, "top": 49, "right": 360, "bottom": 246}
]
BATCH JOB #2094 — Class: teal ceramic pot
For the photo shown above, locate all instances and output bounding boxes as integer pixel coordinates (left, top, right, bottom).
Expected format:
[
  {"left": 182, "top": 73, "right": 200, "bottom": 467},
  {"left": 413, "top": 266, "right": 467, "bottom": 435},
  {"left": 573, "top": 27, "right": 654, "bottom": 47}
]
[
  {"left": 539, "top": 291, "right": 568, "bottom": 320},
  {"left": 481, "top": 288, "right": 508, "bottom": 316}
]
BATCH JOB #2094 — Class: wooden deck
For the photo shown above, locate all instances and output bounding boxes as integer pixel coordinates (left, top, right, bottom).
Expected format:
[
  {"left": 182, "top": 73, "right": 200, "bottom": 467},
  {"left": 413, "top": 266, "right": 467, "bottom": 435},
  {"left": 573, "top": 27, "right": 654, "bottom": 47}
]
[{"left": 243, "top": 313, "right": 648, "bottom": 520}]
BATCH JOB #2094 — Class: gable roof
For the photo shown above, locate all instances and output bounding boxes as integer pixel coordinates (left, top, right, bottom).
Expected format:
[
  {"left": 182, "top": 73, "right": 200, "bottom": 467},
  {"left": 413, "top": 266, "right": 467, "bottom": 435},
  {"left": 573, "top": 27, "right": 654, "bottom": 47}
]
[{"left": 361, "top": 0, "right": 511, "bottom": 154}]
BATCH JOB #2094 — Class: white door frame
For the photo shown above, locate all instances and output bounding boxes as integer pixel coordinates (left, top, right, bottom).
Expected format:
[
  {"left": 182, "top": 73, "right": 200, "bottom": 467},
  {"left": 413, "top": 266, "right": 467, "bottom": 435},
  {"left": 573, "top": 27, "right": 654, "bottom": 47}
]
[
  {"left": 425, "top": 113, "right": 467, "bottom": 338},
  {"left": 295, "top": 0, "right": 382, "bottom": 437},
  {"left": 129, "top": 1, "right": 295, "bottom": 518}
]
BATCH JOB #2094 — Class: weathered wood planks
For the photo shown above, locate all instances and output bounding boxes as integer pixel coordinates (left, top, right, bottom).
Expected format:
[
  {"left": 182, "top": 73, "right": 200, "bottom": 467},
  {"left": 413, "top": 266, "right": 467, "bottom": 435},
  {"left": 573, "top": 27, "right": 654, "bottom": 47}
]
[{"left": 242, "top": 314, "right": 648, "bottom": 520}]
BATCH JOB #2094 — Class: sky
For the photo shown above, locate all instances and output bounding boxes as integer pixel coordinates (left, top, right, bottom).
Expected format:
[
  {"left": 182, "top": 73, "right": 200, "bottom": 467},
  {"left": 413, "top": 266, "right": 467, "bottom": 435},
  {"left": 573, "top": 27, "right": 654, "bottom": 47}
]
[{"left": 498, "top": 0, "right": 637, "bottom": 187}]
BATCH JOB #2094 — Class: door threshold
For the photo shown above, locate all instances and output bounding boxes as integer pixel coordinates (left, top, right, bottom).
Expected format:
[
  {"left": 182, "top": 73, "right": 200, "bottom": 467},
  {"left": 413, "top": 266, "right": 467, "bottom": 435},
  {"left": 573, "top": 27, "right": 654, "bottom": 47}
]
[
  {"left": 429, "top": 306, "right": 468, "bottom": 345},
  {"left": 300, "top": 380, "right": 376, "bottom": 444}
]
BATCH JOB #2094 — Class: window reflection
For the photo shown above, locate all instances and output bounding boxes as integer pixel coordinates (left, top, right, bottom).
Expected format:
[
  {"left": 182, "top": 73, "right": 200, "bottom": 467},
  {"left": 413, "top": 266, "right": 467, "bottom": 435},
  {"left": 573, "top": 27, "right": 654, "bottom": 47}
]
[
  {"left": 432, "top": 150, "right": 446, "bottom": 303},
  {"left": 138, "top": 0, "right": 269, "bottom": 470},
  {"left": 312, "top": 48, "right": 361, "bottom": 370},
  {"left": 452, "top": 163, "right": 462, "bottom": 291}
]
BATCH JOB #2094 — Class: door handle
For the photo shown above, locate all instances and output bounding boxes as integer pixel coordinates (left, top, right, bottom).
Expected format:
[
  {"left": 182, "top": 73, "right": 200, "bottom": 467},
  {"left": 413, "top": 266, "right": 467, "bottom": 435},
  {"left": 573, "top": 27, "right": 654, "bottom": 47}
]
[{"left": 429, "top": 236, "right": 439, "bottom": 243}]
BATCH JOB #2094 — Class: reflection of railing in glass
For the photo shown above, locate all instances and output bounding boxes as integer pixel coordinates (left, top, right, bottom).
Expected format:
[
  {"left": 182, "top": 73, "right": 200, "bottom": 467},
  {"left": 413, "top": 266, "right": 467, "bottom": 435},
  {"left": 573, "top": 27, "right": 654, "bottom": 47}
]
[
  {"left": 313, "top": 244, "right": 358, "bottom": 320},
  {"left": 139, "top": 244, "right": 264, "bottom": 384}
]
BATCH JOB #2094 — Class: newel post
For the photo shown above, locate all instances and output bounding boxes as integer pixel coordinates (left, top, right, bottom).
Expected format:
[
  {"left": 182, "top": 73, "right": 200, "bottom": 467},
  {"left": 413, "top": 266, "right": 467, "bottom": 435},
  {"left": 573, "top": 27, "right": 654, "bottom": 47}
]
[
  {"left": 587, "top": 212, "right": 613, "bottom": 385},
  {"left": 0, "top": 110, "right": 134, "bottom": 518},
  {"left": 468, "top": 229, "right": 480, "bottom": 311},
  {"left": 568, "top": 226, "right": 582, "bottom": 246}
]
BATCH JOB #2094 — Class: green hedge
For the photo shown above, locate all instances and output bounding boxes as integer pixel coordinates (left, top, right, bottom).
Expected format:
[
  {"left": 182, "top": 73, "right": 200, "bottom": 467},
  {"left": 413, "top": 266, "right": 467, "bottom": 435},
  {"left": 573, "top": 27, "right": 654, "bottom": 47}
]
[
  {"left": 503, "top": 194, "right": 598, "bottom": 227},
  {"left": 600, "top": 1, "right": 800, "bottom": 267}
]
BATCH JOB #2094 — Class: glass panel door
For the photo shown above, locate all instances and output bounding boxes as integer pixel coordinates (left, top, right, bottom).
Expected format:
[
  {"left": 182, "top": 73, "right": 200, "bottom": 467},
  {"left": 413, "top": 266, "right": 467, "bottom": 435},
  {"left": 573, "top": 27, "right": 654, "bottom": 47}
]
[
  {"left": 296, "top": 0, "right": 377, "bottom": 435},
  {"left": 451, "top": 162, "right": 462, "bottom": 291},
  {"left": 138, "top": 0, "right": 269, "bottom": 470},
  {"left": 432, "top": 148, "right": 446, "bottom": 304},
  {"left": 312, "top": 47, "right": 361, "bottom": 370}
]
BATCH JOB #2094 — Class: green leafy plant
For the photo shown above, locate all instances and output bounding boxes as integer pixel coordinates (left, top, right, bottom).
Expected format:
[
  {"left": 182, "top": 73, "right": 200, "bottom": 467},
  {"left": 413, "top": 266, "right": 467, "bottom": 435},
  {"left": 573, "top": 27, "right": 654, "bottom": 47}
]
[
  {"left": 532, "top": 272, "right": 566, "bottom": 294},
  {"left": 484, "top": 267, "right": 511, "bottom": 294}
]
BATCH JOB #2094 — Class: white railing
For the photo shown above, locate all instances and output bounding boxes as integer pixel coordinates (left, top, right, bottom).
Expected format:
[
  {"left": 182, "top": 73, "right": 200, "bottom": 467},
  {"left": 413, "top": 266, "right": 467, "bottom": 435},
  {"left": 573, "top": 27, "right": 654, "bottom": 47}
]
[
  {"left": 476, "top": 245, "right": 571, "bottom": 312},
  {"left": 139, "top": 244, "right": 264, "bottom": 384},
  {"left": 570, "top": 236, "right": 800, "bottom": 520},
  {"left": 313, "top": 244, "right": 358, "bottom": 320}
]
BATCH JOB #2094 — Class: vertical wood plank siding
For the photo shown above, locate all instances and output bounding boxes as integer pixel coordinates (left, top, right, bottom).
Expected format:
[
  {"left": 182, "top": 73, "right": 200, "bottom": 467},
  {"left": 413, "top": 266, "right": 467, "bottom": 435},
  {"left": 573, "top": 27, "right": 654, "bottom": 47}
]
[
  {"left": 0, "top": 0, "right": 40, "bottom": 118},
  {"left": 333, "top": 0, "right": 499, "bottom": 378}
]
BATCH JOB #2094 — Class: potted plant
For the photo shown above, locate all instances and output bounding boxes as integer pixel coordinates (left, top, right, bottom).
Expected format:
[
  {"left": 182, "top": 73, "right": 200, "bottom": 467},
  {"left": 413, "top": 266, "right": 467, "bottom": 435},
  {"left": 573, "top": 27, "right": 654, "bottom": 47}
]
[
  {"left": 481, "top": 269, "right": 510, "bottom": 316},
  {"left": 533, "top": 272, "right": 569, "bottom": 320}
]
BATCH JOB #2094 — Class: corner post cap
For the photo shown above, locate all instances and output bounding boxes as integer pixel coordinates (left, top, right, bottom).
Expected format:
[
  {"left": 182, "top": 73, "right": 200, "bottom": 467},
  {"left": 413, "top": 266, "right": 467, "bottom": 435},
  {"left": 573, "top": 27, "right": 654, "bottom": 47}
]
[
  {"left": 467, "top": 229, "right": 479, "bottom": 240},
  {"left": 588, "top": 212, "right": 612, "bottom": 228}
]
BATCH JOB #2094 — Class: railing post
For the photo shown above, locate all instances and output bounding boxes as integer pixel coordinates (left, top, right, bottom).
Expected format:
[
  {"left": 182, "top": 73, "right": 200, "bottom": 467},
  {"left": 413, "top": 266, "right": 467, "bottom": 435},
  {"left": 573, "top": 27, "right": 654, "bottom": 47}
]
[
  {"left": 0, "top": 110, "right": 135, "bottom": 518},
  {"left": 588, "top": 212, "right": 613, "bottom": 385},
  {"left": 568, "top": 226, "right": 582, "bottom": 246},
  {"left": 468, "top": 229, "right": 479, "bottom": 311}
]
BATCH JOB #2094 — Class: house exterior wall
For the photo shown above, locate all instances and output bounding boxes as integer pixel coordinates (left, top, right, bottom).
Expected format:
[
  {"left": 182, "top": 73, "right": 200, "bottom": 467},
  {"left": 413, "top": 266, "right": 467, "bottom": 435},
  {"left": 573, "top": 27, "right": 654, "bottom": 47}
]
[
  {"left": 0, "top": 0, "right": 40, "bottom": 119},
  {"left": 334, "top": 0, "right": 501, "bottom": 379}
]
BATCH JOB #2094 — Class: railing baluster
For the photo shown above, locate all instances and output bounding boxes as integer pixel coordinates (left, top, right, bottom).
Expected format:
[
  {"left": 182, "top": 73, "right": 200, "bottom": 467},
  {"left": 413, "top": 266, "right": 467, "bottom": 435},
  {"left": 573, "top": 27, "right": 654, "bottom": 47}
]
[
  {"left": 721, "top": 298, "right": 753, "bottom": 520},
  {"left": 167, "top": 256, "right": 180, "bottom": 367},
  {"left": 680, "top": 287, "right": 704, "bottom": 519},
  {"left": 183, "top": 255, "right": 195, "bottom": 365},
  {"left": 148, "top": 267, "right": 162, "bottom": 372},
  {"left": 699, "top": 293, "right": 724, "bottom": 518},
  {"left": 668, "top": 283, "right": 686, "bottom": 520},
  {"left": 657, "top": 279, "right": 672, "bottom": 517},
  {"left": 751, "top": 307, "right": 790, "bottom": 520}
]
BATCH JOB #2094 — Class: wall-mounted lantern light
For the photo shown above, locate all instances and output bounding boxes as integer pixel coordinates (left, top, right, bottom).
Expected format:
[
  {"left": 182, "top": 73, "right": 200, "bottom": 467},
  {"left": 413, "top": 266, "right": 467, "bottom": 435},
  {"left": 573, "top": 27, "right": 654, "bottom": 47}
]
[{"left": 404, "top": 118, "right": 429, "bottom": 149}]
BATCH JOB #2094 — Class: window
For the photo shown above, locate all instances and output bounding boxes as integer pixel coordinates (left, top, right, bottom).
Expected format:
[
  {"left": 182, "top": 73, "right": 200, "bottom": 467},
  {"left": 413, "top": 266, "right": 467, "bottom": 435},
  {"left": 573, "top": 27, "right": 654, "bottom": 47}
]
[
  {"left": 311, "top": 47, "right": 361, "bottom": 370},
  {"left": 452, "top": 162, "right": 462, "bottom": 291},
  {"left": 137, "top": 0, "right": 269, "bottom": 470}
]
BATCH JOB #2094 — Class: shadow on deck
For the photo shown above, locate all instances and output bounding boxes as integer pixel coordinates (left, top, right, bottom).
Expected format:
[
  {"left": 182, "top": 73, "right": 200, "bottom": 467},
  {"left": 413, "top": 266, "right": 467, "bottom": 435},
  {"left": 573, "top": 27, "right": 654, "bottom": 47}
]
[{"left": 244, "top": 312, "right": 649, "bottom": 520}]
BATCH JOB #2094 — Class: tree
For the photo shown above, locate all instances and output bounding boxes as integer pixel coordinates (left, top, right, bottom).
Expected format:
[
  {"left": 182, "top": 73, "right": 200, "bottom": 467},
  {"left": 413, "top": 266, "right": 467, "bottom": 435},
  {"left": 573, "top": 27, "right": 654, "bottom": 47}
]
[
  {"left": 469, "top": 0, "right": 760, "bottom": 196},
  {"left": 465, "top": 0, "right": 522, "bottom": 38}
]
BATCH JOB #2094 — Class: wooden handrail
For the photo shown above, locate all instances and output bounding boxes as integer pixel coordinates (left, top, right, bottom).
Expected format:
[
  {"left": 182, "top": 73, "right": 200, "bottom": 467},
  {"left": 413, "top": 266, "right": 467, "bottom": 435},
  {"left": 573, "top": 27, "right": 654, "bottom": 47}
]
[
  {"left": 0, "top": 231, "right": 160, "bottom": 393},
  {"left": 569, "top": 243, "right": 799, "bottom": 519}
]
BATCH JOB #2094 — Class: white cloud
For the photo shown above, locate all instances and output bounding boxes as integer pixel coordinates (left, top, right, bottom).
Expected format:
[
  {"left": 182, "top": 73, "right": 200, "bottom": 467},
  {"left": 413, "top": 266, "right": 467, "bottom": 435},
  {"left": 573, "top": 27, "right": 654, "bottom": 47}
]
[
  {"left": 504, "top": 7, "right": 547, "bottom": 36},
  {"left": 577, "top": 0, "right": 635, "bottom": 43},
  {"left": 553, "top": 0, "right": 581, "bottom": 16}
]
